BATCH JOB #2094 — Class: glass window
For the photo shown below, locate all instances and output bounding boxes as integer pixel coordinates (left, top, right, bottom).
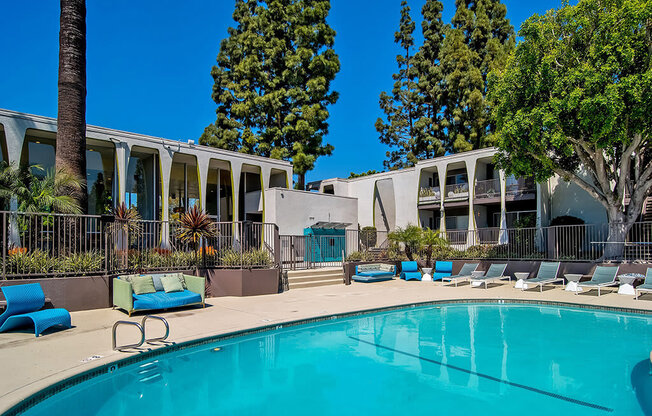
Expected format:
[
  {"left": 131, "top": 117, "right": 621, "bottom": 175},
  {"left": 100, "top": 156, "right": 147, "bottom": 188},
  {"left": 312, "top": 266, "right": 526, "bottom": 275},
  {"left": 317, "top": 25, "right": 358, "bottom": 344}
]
[
  {"left": 86, "top": 144, "right": 114, "bottom": 214},
  {"left": 168, "top": 159, "right": 200, "bottom": 221},
  {"left": 21, "top": 135, "right": 55, "bottom": 178},
  {"left": 126, "top": 153, "right": 157, "bottom": 220}
]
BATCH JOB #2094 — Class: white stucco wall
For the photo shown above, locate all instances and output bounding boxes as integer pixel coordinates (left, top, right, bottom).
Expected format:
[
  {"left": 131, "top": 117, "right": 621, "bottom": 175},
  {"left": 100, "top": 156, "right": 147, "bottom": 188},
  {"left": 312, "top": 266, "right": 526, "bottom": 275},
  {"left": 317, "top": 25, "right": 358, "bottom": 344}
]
[
  {"left": 548, "top": 177, "right": 608, "bottom": 225},
  {"left": 264, "top": 188, "right": 358, "bottom": 235}
]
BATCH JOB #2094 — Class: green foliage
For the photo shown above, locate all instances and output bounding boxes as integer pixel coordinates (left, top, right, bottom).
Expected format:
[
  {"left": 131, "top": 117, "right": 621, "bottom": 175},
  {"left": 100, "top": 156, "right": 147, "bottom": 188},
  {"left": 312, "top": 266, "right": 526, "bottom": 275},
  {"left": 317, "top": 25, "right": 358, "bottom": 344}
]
[
  {"left": 377, "top": 0, "right": 446, "bottom": 169},
  {"left": 219, "top": 248, "right": 273, "bottom": 268},
  {"left": 441, "top": 0, "right": 515, "bottom": 152},
  {"left": 345, "top": 251, "right": 373, "bottom": 262},
  {"left": 7, "top": 249, "right": 105, "bottom": 276},
  {"left": 359, "top": 226, "right": 378, "bottom": 249},
  {"left": 349, "top": 170, "right": 381, "bottom": 179},
  {"left": 388, "top": 224, "right": 424, "bottom": 261},
  {"left": 201, "top": 0, "right": 340, "bottom": 189},
  {"left": 420, "top": 228, "right": 449, "bottom": 268},
  {"left": 489, "top": 0, "right": 652, "bottom": 243}
]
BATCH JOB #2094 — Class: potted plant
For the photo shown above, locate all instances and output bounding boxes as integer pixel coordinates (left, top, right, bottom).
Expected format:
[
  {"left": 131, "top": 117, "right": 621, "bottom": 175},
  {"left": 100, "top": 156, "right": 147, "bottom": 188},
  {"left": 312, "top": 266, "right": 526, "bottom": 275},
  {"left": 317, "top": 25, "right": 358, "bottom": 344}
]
[{"left": 176, "top": 205, "right": 217, "bottom": 270}]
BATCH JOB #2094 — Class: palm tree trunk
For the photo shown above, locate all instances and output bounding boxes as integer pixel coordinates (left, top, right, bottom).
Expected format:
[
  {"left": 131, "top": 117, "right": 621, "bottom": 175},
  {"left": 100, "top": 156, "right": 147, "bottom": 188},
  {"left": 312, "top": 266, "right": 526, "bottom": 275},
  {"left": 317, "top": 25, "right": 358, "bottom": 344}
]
[{"left": 57, "top": 0, "right": 87, "bottom": 213}]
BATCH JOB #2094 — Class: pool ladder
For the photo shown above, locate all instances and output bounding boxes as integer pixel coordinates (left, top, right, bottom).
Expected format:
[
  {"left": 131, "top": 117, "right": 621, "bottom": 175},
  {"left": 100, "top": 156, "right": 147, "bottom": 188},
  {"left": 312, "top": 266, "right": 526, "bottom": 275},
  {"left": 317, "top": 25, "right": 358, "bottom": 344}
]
[{"left": 112, "top": 315, "right": 170, "bottom": 351}]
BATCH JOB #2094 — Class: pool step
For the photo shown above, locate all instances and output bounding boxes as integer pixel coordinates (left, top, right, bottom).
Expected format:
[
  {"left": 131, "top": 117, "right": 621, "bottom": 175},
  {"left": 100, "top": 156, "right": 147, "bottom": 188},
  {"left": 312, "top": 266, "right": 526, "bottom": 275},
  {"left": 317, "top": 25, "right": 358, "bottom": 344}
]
[{"left": 287, "top": 268, "right": 344, "bottom": 289}]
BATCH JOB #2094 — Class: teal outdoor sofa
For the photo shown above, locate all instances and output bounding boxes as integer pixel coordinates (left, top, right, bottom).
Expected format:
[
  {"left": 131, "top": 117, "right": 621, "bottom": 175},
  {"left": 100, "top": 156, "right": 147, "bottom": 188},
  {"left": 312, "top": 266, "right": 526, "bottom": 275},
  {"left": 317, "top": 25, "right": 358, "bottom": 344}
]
[
  {"left": 353, "top": 263, "right": 395, "bottom": 283},
  {"left": 113, "top": 273, "right": 206, "bottom": 316}
]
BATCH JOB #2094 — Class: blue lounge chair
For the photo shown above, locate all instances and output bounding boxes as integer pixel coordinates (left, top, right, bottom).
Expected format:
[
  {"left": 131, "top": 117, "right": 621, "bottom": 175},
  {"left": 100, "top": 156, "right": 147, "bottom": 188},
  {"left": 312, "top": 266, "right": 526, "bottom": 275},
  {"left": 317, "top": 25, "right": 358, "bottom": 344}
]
[
  {"left": 432, "top": 261, "right": 453, "bottom": 281},
  {"left": 635, "top": 268, "right": 652, "bottom": 300},
  {"left": 0, "top": 283, "right": 71, "bottom": 337},
  {"left": 400, "top": 261, "right": 422, "bottom": 281}
]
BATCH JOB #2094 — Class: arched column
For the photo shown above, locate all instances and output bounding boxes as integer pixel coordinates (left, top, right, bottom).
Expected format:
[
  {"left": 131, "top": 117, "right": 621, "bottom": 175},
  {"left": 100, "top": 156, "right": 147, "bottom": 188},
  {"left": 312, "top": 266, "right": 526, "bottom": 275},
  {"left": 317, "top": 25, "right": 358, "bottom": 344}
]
[
  {"left": 114, "top": 142, "right": 131, "bottom": 206},
  {"left": 465, "top": 158, "right": 477, "bottom": 245},
  {"left": 159, "top": 147, "right": 174, "bottom": 248},
  {"left": 437, "top": 165, "right": 447, "bottom": 232}
]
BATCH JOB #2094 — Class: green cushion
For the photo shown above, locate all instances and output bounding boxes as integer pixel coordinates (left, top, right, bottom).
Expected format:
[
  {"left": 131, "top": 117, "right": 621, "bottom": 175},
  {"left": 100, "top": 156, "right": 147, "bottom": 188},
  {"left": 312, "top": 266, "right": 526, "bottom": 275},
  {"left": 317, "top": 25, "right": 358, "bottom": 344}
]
[
  {"left": 131, "top": 275, "right": 156, "bottom": 295},
  {"left": 163, "top": 273, "right": 187, "bottom": 289},
  {"left": 160, "top": 274, "right": 184, "bottom": 293}
]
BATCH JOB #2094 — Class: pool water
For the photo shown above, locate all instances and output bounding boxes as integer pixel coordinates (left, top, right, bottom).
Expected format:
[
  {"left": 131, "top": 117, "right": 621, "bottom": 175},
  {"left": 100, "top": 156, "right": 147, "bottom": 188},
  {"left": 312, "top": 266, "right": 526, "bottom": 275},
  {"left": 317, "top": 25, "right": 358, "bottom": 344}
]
[{"left": 19, "top": 304, "right": 652, "bottom": 415}]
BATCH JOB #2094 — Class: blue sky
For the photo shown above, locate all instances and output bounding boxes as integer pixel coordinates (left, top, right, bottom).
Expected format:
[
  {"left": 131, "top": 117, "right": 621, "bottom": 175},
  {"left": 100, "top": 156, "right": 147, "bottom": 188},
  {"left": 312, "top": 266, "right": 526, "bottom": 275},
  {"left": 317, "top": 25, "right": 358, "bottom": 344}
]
[{"left": 0, "top": 0, "right": 563, "bottom": 183}]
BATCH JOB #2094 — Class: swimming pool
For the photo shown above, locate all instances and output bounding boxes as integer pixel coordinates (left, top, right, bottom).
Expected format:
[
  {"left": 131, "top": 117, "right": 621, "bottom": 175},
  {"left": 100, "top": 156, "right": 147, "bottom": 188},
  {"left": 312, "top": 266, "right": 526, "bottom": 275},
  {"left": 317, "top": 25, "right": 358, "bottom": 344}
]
[{"left": 12, "top": 303, "right": 652, "bottom": 415}]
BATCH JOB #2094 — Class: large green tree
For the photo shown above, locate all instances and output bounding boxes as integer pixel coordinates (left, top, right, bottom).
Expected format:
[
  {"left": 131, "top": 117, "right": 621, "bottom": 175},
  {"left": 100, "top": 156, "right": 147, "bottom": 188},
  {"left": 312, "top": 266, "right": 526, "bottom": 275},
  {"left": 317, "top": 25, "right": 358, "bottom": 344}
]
[
  {"left": 441, "top": 0, "right": 514, "bottom": 152},
  {"left": 489, "top": 0, "right": 652, "bottom": 258},
  {"left": 378, "top": 1, "right": 447, "bottom": 169},
  {"left": 201, "top": 0, "right": 340, "bottom": 190},
  {"left": 56, "top": 0, "right": 87, "bottom": 212}
]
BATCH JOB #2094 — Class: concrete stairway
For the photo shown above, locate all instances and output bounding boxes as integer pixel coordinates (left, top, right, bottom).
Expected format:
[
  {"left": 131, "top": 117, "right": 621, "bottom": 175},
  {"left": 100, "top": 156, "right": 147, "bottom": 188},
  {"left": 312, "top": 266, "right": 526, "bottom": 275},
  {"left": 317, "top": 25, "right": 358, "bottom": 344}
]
[{"left": 287, "top": 267, "right": 344, "bottom": 289}]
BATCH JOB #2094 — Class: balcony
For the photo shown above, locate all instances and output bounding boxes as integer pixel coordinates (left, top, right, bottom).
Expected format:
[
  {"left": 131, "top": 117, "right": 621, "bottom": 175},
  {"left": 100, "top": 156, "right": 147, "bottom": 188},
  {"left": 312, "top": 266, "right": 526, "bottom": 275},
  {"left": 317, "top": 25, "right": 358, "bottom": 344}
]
[
  {"left": 474, "top": 177, "right": 536, "bottom": 203},
  {"left": 418, "top": 186, "right": 441, "bottom": 205},
  {"left": 444, "top": 183, "right": 469, "bottom": 200}
]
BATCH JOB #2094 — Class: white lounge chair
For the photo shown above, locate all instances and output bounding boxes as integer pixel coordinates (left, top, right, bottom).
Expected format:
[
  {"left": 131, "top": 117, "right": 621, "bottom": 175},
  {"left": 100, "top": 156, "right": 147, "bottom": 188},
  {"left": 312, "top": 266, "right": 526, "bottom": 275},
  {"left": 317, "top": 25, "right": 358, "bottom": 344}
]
[
  {"left": 635, "top": 268, "right": 652, "bottom": 300},
  {"left": 469, "top": 263, "right": 508, "bottom": 289},
  {"left": 441, "top": 263, "right": 479, "bottom": 287},
  {"left": 520, "top": 262, "right": 562, "bottom": 292},
  {"left": 576, "top": 266, "right": 620, "bottom": 296}
]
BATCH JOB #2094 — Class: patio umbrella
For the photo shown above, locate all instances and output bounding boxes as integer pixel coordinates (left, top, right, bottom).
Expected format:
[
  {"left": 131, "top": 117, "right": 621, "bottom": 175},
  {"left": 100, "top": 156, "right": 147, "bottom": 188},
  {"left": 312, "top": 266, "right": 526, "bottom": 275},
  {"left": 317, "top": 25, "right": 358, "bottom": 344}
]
[{"left": 498, "top": 210, "right": 509, "bottom": 245}]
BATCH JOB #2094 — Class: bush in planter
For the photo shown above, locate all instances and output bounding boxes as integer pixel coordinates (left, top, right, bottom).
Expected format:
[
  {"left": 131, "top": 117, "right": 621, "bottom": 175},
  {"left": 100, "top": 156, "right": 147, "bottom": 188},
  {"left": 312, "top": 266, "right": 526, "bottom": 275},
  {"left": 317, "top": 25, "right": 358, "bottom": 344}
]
[
  {"left": 7, "top": 249, "right": 53, "bottom": 274},
  {"left": 243, "top": 249, "right": 273, "bottom": 268},
  {"left": 57, "top": 251, "right": 105, "bottom": 274},
  {"left": 345, "top": 251, "right": 373, "bottom": 262}
]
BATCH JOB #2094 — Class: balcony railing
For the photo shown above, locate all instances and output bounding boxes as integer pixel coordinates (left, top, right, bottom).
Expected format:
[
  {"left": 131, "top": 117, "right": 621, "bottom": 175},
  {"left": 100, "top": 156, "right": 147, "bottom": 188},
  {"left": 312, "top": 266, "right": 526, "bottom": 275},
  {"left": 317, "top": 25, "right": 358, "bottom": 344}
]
[
  {"left": 474, "top": 177, "right": 536, "bottom": 199},
  {"left": 444, "top": 183, "right": 469, "bottom": 200},
  {"left": 418, "top": 186, "right": 441, "bottom": 203},
  {"left": 506, "top": 177, "right": 536, "bottom": 196},
  {"left": 475, "top": 179, "right": 500, "bottom": 199}
]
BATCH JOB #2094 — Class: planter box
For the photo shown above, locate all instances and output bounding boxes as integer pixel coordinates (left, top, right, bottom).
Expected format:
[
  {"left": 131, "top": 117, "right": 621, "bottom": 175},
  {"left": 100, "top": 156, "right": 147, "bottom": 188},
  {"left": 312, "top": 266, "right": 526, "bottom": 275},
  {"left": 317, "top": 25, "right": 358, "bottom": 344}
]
[
  {"left": 200, "top": 268, "right": 279, "bottom": 297},
  {"left": 0, "top": 275, "right": 111, "bottom": 312}
]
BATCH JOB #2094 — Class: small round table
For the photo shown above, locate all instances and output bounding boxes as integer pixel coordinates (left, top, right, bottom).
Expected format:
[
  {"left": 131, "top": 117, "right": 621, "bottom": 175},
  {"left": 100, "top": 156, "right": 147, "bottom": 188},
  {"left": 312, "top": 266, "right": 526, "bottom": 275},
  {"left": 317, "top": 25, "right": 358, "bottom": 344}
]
[
  {"left": 422, "top": 268, "right": 433, "bottom": 282},
  {"left": 617, "top": 273, "right": 645, "bottom": 295},
  {"left": 564, "top": 274, "right": 584, "bottom": 292},
  {"left": 470, "top": 270, "right": 485, "bottom": 287},
  {"left": 514, "top": 272, "right": 530, "bottom": 290}
]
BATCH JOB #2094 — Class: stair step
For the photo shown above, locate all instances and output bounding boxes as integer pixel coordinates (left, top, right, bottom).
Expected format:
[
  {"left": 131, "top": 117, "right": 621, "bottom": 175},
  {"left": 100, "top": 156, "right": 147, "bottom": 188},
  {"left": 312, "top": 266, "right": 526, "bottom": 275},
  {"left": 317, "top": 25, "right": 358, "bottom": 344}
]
[
  {"left": 288, "top": 278, "right": 343, "bottom": 289},
  {"left": 288, "top": 274, "right": 344, "bottom": 284},
  {"left": 286, "top": 269, "right": 342, "bottom": 278}
]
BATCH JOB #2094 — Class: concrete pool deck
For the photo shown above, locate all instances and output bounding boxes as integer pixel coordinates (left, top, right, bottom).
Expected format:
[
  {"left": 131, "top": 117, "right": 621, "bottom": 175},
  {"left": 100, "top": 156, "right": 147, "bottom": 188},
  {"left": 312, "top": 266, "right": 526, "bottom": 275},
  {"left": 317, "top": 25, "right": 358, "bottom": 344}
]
[{"left": 1, "top": 278, "right": 652, "bottom": 414}]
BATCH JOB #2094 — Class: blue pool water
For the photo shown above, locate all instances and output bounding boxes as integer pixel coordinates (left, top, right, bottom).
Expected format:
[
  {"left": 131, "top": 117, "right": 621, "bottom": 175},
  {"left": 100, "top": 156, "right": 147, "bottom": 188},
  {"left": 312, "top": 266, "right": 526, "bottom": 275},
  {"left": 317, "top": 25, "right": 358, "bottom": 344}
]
[{"left": 18, "top": 304, "right": 652, "bottom": 415}]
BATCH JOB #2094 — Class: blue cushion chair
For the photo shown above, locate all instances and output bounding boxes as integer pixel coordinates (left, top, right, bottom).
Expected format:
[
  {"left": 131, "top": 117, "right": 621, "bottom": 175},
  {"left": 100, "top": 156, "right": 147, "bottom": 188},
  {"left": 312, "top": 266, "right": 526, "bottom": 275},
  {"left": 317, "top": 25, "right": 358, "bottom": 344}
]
[
  {"left": 400, "top": 261, "right": 422, "bottom": 281},
  {"left": 0, "top": 283, "right": 71, "bottom": 337},
  {"left": 432, "top": 261, "right": 453, "bottom": 281}
]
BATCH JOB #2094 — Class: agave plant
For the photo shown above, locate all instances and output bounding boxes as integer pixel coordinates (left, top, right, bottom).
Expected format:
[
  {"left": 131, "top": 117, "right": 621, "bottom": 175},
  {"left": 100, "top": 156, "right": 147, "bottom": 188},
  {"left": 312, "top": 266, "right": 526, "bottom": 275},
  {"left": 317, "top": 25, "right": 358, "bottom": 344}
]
[
  {"left": 176, "top": 205, "right": 217, "bottom": 265},
  {"left": 109, "top": 202, "right": 142, "bottom": 235}
]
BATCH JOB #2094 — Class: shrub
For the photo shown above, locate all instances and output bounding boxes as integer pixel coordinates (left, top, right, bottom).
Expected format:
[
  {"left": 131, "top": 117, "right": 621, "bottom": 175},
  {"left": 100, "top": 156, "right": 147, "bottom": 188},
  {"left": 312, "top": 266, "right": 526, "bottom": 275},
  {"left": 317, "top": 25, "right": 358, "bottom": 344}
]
[
  {"left": 359, "top": 226, "right": 377, "bottom": 249},
  {"left": 345, "top": 251, "right": 372, "bottom": 262}
]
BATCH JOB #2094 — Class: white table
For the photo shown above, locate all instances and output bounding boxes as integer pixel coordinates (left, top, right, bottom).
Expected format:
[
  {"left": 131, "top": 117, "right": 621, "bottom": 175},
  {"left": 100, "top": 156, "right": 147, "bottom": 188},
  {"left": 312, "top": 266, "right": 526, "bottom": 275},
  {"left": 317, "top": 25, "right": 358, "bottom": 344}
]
[
  {"left": 470, "top": 270, "right": 485, "bottom": 287},
  {"left": 617, "top": 273, "right": 645, "bottom": 295},
  {"left": 564, "top": 274, "right": 584, "bottom": 292},
  {"left": 514, "top": 272, "right": 530, "bottom": 289},
  {"left": 422, "top": 268, "right": 433, "bottom": 282}
]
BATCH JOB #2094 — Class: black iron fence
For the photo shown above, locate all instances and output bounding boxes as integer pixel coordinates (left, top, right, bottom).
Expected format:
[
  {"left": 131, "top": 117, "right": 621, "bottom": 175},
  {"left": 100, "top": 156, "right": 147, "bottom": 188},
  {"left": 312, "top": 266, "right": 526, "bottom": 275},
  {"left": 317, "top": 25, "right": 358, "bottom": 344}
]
[{"left": 0, "top": 211, "right": 279, "bottom": 279}]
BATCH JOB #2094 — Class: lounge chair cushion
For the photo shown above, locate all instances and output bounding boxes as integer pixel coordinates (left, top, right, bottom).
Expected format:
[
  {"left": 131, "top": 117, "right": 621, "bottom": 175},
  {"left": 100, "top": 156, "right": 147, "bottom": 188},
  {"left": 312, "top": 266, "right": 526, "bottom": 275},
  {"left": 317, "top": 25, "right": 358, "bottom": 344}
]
[
  {"left": 133, "top": 290, "right": 202, "bottom": 310},
  {"left": 435, "top": 261, "right": 453, "bottom": 274},
  {"left": 0, "top": 309, "right": 71, "bottom": 337},
  {"left": 160, "top": 274, "right": 184, "bottom": 293},
  {"left": 357, "top": 271, "right": 394, "bottom": 277},
  {"left": 353, "top": 275, "right": 393, "bottom": 283},
  {"left": 432, "top": 272, "right": 450, "bottom": 280},
  {"left": 131, "top": 275, "right": 156, "bottom": 295},
  {"left": 401, "top": 261, "right": 418, "bottom": 273},
  {"left": 402, "top": 271, "right": 422, "bottom": 281},
  {"left": 151, "top": 275, "right": 165, "bottom": 292}
]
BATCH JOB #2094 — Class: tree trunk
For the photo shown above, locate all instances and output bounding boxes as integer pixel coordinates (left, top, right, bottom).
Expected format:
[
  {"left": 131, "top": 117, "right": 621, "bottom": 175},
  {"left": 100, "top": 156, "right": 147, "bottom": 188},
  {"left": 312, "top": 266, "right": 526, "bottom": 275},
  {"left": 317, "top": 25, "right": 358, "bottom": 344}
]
[
  {"left": 57, "top": 0, "right": 87, "bottom": 213},
  {"left": 603, "top": 210, "right": 634, "bottom": 260},
  {"left": 296, "top": 172, "right": 305, "bottom": 191}
]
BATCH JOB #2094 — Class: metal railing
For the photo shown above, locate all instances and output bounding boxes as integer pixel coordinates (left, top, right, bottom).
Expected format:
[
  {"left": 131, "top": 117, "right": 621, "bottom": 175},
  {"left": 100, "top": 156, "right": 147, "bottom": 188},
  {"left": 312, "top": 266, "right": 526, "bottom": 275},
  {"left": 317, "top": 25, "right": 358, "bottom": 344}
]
[
  {"left": 506, "top": 177, "right": 536, "bottom": 196},
  {"left": 418, "top": 186, "right": 442, "bottom": 203},
  {"left": 0, "top": 211, "right": 280, "bottom": 279},
  {"left": 444, "top": 183, "right": 469, "bottom": 199},
  {"left": 474, "top": 179, "right": 500, "bottom": 199},
  {"left": 344, "top": 222, "right": 652, "bottom": 263}
]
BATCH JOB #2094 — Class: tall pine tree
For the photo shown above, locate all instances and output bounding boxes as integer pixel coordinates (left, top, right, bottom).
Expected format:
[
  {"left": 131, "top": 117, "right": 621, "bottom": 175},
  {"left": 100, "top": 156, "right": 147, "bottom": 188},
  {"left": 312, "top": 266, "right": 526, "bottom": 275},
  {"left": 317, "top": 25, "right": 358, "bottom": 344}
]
[
  {"left": 377, "top": 0, "right": 446, "bottom": 169},
  {"left": 413, "top": 0, "right": 446, "bottom": 161},
  {"left": 375, "top": 1, "right": 423, "bottom": 170},
  {"left": 440, "top": 0, "right": 514, "bottom": 152},
  {"left": 201, "top": 0, "right": 340, "bottom": 190}
]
